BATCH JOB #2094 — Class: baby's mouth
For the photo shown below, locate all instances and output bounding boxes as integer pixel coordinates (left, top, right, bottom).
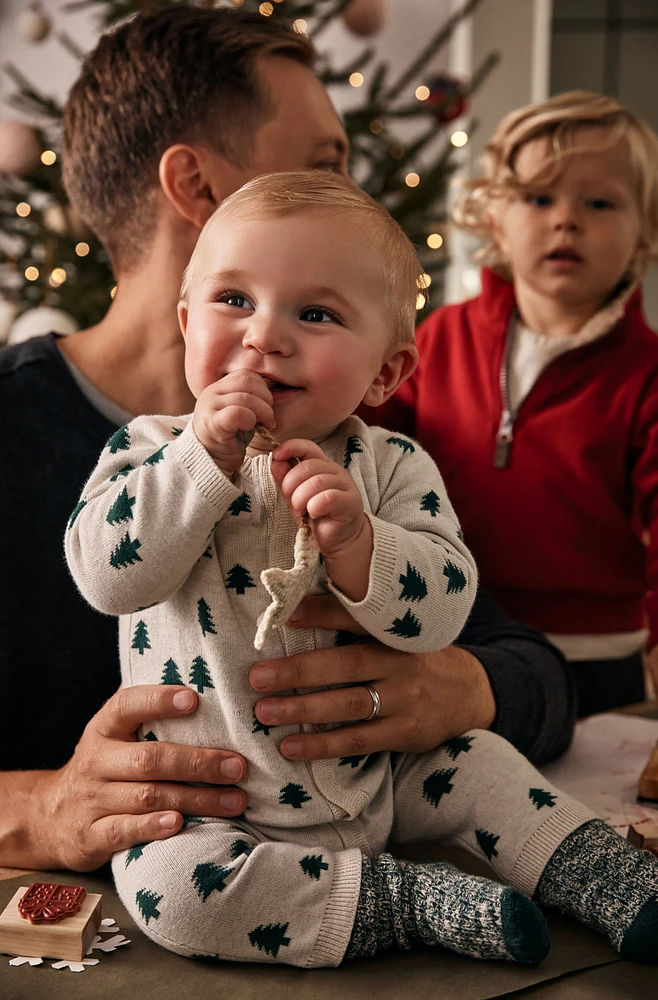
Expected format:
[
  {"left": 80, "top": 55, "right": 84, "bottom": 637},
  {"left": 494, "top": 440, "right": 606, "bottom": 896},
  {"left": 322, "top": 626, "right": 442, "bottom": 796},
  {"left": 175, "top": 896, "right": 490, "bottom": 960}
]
[
  {"left": 546, "top": 247, "right": 583, "bottom": 263},
  {"left": 262, "top": 376, "right": 301, "bottom": 394}
]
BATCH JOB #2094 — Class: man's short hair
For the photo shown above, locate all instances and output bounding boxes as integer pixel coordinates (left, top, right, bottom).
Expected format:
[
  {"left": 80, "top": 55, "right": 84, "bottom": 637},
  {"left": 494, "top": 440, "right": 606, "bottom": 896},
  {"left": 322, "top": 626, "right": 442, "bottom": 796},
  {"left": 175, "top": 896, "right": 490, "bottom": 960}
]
[
  {"left": 62, "top": 6, "right": 314, "bottom": 271},
  {"left": 181, "top": 171, "right": 423, "bottom": 344}
]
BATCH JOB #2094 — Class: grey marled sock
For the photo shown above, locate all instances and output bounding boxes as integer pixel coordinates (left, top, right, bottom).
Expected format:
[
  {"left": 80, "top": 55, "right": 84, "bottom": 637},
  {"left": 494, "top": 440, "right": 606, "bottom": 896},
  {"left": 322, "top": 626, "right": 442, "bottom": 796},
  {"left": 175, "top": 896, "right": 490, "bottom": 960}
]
[
  {"left": 537, "top": 819, "right": 658, "bottom": 964},
  {"left": 345, "top": 854, "right": 549, "bottom": 964}
]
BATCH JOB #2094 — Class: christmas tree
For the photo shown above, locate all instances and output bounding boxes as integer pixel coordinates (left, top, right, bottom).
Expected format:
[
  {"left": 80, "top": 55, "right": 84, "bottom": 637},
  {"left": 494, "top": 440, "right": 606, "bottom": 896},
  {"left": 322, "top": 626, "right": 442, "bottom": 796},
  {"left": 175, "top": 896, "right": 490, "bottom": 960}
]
[
  {"left": 343, "top": 434, "right": 364, "bottom": 468},
  {"left": 398, "top": 562, "right": 427, "bottom": 602},
  {"left": 189, "top": 655, "right": 214, "bottom": 693},
  {"left": 135, "top": 887, "right": 163, "bottom": 924},
  {"left": 106, "top": 485, "right": 136, "bottom": 525},
  {"left": 225, "top": 563, "right": 257, "bottom": 596},
  {"left": 192, "top": 861, "right": 233, "bottom": 901},
  {"left": 475, "top": 828, "right": 500, "bottom": 860},
  {"left": 109, "top": 531, "right": 142, "bottom": 569},
  {"left": 161, "top": 657, "right": 183, "bottom": 684},
  {"left": 441, "top": 734, "right": 475, "bottom": 760},
  {"left": 230, "top": 838, "right": 253, "bottom": 859},
  {"left": 131, "top": 619, "right": 151, "bottom": 655},
  {"left": 443, "top": 559, "right": 467, "bottom": 594},
  {"left": 528, "top": 787, "right": 557, "bottom": 810},
  {"left": 197, "top": 596, "right": 217, "bottom": 635},
  {"left": 279, "top": 782, "right": 312, "bottom": 808},
  {"left": 386, "top": 435, "right": 415, "bottom": 454},
  {"left": 420, "top": 490, "right": 441, "bottom": 517},
  {"left": 125, "top": 843, "right": 146, "bottom": 867},
  {"left": 385, "top": 608, "right": 422, "bottom": 639},
  {"left": 299, "top": 854, "right": 329, "bottom": 880},
  {"left": 248, "top": 922, "right": 291, "bottom": 958},
  {"left": 422, "top": 766, "right": 456, "bottom": 807},
  {"left": 228, "top": 491, "right": 252, "bottom": 516},
  {"left": 0, "top": 0, "right": 496, "bottom": 338}
]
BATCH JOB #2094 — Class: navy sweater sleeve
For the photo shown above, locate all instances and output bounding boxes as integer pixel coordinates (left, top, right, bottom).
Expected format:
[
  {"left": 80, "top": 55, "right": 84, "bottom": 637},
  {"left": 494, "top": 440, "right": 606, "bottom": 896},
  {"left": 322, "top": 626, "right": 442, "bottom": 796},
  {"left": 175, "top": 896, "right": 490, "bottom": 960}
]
[{"left": 456, "top": 589, "right": 577, "bottom": 766}]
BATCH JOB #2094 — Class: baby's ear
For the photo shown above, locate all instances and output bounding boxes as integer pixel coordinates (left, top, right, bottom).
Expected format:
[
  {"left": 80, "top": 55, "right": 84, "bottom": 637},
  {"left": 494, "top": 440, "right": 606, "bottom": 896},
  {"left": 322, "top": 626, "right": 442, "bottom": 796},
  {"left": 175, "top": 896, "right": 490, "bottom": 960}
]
[
  {"left": 177, "top": 300, "right": 189, "bottom": 338},
  {"left": 361, "top": 342, "right": 418, "bottom": 408}
]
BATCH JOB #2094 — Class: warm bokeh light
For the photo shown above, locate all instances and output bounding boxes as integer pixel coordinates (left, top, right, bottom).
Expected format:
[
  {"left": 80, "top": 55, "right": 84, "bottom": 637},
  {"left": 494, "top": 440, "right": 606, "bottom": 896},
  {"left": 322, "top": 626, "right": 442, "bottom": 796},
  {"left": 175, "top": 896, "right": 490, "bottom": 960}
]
[
  {"left": 450, "top": 130, "right": 469, "bottom": 147},
  {"left": 405, "top": 172, "right": 420, "bottom": 188},
  {"left": 75, "top": 242, "right": 90, "bottom": 257},
  {"left": 369, "top": 119, "right": 383, "bottom": 134},
  {"left": 293, "top": 18, "right": 307, "bottom": 33},
  {"left": 416, "top": 292, "right": 426, "bottom": 310},
  {"left": 16, "top": 202, "right": 31, "bottom": 217},
  {"left": 390, "top": 145, "right": 405, "bottom": 160},
  {"left": 259, "top": 2, "right": 273, "bottom": 15},
  {"left": 418, "top": 273, "right": 432, "bottom": 289},
  {"left": 427, "top": 233, "right": 443, "bottom": 249},
  {"left": 40, "top": 150, "right": 57, "bottom": 166},
  {"left": 111, "top": 285, "right": 117, "bottom": 299},
  {"left": 25, "top": 267, "right": 39, "bottom": 281},
  {"left": 415, "top": 85, "right": 430, "bottom": 101},
  {"left": 50, "top": 268, "right": 67, "bottom": 286},
  {"left": 349, "top": 72, "right": 364, "bottom": 87}
]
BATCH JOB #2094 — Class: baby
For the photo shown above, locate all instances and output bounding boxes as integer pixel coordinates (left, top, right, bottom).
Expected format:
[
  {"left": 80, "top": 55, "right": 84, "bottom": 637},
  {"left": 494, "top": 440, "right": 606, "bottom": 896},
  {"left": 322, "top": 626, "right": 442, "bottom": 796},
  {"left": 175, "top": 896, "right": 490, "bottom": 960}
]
[{"left": 66, "top": 172, "right": 658, "bottom": 968}]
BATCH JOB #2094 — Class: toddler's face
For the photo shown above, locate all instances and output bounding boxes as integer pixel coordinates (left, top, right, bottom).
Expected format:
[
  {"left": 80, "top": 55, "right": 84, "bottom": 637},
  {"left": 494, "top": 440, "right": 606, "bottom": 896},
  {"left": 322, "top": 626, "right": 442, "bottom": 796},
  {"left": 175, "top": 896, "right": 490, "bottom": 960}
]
[
  {"left": 494, "top": 128, "right": 642, "bottom": 310},
  {"left": 180, "top": 209, "right": 396, "bottom": 443}
]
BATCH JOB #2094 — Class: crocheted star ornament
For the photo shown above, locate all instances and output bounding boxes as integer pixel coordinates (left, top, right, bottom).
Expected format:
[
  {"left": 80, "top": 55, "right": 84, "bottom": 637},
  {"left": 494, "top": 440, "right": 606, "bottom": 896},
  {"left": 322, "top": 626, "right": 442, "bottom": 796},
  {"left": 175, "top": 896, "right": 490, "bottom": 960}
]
[{"left": 254, "top": 518, "right": 320, "bottom": 650}]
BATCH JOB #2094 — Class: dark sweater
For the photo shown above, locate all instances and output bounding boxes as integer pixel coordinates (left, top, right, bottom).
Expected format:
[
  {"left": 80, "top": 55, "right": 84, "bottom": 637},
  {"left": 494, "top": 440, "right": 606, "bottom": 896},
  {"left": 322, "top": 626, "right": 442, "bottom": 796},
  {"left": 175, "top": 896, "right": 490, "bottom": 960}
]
[{"left": 0, "top": 334, "right": 575, "bottom": 771}]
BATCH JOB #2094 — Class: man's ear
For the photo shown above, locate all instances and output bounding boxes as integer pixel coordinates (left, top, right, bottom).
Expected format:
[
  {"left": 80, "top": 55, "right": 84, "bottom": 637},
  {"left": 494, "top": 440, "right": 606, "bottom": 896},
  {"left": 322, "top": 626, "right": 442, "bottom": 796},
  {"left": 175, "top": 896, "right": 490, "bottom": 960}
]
[
  {"left": 159, "top": 144, "right": 243, "bottom": 230},
  {"left": 361, "top": 342, "right": 419, "bottom": 408},
  {"left": 177, "top": 300, "right": 189, "bottom": 339}
]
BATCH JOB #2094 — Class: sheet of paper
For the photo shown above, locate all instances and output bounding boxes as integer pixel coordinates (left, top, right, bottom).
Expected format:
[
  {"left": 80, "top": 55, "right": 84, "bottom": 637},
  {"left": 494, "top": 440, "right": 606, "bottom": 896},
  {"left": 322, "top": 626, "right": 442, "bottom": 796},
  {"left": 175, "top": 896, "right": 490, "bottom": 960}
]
[{"left": 542, "top": 713, "right": 658, "bottom": 831}]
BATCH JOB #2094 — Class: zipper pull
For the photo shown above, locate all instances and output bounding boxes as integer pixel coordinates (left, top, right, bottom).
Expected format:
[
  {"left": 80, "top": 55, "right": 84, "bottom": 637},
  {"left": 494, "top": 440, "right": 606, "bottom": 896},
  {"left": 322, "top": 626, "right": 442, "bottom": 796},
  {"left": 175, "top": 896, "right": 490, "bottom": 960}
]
[{"left": 494, "top": 410, "right": 514, "bottom": 468}]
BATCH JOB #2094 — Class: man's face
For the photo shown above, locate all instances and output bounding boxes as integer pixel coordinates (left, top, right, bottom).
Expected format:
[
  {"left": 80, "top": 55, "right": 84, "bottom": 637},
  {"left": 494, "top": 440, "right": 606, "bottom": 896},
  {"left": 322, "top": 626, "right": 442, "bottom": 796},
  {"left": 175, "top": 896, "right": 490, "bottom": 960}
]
[{"left": 207, "top": 55, "right": 349, "bottom": 192}]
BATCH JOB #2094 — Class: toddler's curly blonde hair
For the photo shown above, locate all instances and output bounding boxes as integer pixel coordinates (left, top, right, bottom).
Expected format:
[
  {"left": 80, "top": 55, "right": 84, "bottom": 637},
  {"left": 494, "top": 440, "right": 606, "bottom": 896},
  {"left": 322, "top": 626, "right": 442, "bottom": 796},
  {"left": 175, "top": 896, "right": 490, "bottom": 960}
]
[{"left": 454, "top": 90, "right": 658, "bottom": 279}]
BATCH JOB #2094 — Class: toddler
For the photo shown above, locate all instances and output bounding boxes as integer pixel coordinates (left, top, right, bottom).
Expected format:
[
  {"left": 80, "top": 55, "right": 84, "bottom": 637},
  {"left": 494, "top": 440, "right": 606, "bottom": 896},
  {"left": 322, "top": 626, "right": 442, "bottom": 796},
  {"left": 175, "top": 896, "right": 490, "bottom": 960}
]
[
  {"left": 66, "top": 172, "right": 658, "bottom": 968},
  {"left": 376, "top": 91, "right": 658, "bottom": 717}
]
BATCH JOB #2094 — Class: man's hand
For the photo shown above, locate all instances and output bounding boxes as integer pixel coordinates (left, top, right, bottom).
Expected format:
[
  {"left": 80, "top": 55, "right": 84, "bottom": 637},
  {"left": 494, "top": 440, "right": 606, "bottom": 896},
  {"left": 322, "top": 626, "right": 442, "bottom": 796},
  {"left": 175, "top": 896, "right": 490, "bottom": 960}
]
[
  {"left": 193, "top": 370, "right": 275, "bottom": 476},
  {"left": 3, "top": 685, "right": 247, "bottom": 872},
  {"left": 249, "top": 595, "right": 496, "bottom": 761}
]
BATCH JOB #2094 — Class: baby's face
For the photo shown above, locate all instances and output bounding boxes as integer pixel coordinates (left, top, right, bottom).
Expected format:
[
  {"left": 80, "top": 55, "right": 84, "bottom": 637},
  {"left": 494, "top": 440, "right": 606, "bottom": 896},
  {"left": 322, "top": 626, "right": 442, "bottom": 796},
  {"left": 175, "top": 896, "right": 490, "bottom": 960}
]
[
  {"left": 180, "top": 208, "right": 395, "bottom": 443},
  {"left": 494, "top": 128, "right": 642, "bottom": 309}
]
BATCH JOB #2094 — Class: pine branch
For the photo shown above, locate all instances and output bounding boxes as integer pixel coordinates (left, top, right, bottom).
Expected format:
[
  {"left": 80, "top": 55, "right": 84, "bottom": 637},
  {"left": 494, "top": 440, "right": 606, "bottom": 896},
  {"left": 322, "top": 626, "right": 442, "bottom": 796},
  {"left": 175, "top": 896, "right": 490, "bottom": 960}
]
[{"left": 3, "top": 64, "right": 63, "bottom": 122}]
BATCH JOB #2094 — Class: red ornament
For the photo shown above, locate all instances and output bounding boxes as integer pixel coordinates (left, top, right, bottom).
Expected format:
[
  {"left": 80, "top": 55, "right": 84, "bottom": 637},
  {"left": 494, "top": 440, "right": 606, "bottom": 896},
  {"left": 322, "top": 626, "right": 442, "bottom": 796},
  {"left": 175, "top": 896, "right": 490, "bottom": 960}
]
[
  {"left": 18, "top": 883, "right": 87, "bottom": 924},
  {"left": 425, "top": 74, "right": 468, "bottom": 124}
]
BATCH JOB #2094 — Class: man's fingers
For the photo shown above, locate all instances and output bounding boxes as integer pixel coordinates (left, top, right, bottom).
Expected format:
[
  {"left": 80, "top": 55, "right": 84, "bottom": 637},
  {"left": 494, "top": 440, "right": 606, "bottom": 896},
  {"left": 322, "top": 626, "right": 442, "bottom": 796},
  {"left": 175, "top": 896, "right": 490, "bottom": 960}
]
[
  {"left": 104, "top": 781, "right": 248, "bottom": 819},
  {"left": 255, "top": 684, "right": 378, "bottom": 728},
  {"left": 250, "top": 641, "right": 397, "bottom": 694},
  {"left": 286, "top": 594, "right": 369, "bottom": 634},
  {"left": 91, "top": 685, "right": 199, "bottom": 741},
  {"left": 97, "top": 739, "right": 247, "bottom": 786},
  {"left": 87, "top": 813, "right": 185, "bottom": 865},
  {"left": 278, "top": 719, "right": 400, "bottom": 761}
]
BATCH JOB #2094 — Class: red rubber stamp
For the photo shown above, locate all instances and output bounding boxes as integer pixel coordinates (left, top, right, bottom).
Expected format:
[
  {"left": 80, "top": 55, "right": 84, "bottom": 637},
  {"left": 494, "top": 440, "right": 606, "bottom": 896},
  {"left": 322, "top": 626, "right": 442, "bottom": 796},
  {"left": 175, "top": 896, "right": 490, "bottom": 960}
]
[{"left": 18, "top": 883, "right": 87, "bottom": 924}]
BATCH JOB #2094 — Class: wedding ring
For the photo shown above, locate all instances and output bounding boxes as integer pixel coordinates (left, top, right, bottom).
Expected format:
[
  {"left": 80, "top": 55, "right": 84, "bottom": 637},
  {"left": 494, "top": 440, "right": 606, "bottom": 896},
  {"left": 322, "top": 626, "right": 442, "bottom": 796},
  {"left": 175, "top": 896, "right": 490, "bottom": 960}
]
[{"left": 363, "top": 683, "right": 381, "bottom": 721}]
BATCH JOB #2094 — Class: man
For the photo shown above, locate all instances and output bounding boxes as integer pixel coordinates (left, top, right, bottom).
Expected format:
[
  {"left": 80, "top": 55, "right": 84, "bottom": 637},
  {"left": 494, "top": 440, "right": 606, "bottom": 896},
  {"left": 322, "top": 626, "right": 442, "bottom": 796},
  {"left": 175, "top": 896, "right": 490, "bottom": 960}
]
[{"left": 0, "top": 6, "right": 574, "bottom": 872}]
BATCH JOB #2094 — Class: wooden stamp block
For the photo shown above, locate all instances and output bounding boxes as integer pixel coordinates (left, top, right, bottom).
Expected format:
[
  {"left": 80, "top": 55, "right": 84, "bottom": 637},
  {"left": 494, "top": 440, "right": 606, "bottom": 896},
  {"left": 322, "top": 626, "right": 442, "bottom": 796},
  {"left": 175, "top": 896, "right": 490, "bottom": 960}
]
[
  {"left": 627, "top": 822, "right": 658, "bottom": 856},
  {"left": 638, "top": 743, "right": 658, "bottom": 804},
  {"left": 0, "top": 885, "right": 102, "bottom": 961}
]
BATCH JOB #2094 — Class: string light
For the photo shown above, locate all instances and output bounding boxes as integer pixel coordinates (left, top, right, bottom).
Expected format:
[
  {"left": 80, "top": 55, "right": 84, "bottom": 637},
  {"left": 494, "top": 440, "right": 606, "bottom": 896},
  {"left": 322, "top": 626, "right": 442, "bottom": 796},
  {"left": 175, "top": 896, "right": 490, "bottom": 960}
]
[
  {"left": 349, "top": 72, "right": 364, "bottom": 88},
  {"left": 418, "top": 273, "right": 432, "bottom": 289},
  {"left": 231, "top": 0, "right": 244, "bottom": 5},
  {"left": 40, "top": 150, "right": 56, "bottom": 166},
  {"left": 16, "top": 202, "right": 31, "bottom": 217},
  {"left": 390, "top": 145, "right": 405, "bottom": 160},
  {"left": 427, "top": 233, "right": 443, "bottom": 249},
  {"left": 292, "top": 18, "right": 307, "bottom": 33},
  {"left": 450, "top": 130, "right": 468, "bottom": 147},
  {"left": 25, "top": 267, "right": 39, "bottom": 281},
  {"left": 258, "top": 2, "right": 273, "bottom": 15},
  {"left": 416, "top": 292, "right": 426, "bottom": 310},
  {"left": 415, "top": 85, "right": 430, "bottom": 101},
  {"left": 110, "top": 285, "right": 117, "bottom": 299},
  {"left": 49, "top": 267, "right": 67, "bottom": 287},
  {"left": 405, "top": 172, "right": 420, "bottom": 188},
  {"left": 369, "top": 119, "right": 383, "bottom": 134},
  {"left": 75, "top": 242, "right": 90, "bottom": 257}
]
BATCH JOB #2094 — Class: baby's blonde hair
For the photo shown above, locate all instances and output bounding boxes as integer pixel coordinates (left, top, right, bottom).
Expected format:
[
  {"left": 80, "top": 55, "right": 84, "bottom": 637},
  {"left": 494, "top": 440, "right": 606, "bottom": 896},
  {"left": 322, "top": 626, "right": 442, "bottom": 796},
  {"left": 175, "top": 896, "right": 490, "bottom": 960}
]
[
  {"left": 454, "top": 90, "right": 658, "bottom": 279},
  {"left": 181, "top": 171, "right": 423, "bottom": 342}
]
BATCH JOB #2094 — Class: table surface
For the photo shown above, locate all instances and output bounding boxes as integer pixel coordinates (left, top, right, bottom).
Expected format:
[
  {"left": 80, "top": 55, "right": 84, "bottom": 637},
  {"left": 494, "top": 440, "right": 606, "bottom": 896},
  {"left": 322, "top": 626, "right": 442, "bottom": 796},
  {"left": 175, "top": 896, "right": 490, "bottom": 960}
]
[{"left": 2, "top": 702, "right": 657, "bottom": 999}]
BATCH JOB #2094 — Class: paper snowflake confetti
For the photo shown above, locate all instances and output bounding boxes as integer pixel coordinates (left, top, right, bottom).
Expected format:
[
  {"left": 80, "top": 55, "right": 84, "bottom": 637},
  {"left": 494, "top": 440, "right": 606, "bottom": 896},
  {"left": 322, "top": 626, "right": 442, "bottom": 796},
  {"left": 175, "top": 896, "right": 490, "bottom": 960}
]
[
  {"left": 52, "top": 958, "right": 99, "bottom": 972},
  {"left": 99, "top": 917, "right": 120, "bottom": 933},
  {"left": 9, "top": 956, "right": 43, "bottom": 966},
  {"left": 87, "top": 933, "right": 130, "bottom": 954}
]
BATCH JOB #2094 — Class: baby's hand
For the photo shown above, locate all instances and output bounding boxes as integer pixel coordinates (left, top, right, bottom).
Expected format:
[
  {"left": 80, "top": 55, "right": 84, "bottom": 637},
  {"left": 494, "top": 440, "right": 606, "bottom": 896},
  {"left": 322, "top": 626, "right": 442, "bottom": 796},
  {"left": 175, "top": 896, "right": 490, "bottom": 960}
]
[
  {"left": 272, "top": 439, "right": 367, "bottom": 557},
  {"left": 193, "top": 370, "right": 275, "bottom": 477}
]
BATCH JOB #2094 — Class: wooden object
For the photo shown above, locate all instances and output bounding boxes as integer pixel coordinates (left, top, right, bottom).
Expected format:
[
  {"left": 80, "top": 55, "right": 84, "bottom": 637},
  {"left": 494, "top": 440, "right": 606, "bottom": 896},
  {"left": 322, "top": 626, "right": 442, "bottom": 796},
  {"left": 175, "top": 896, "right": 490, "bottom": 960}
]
[
  {"left": 627, "top": 822, "right": 658, "bottom": 856},
  {"left": 0, "top": 885, "right": 102, "bottom": 961},
  {"left": 637, "top": 742, "right": 658, "bottom": 803}
]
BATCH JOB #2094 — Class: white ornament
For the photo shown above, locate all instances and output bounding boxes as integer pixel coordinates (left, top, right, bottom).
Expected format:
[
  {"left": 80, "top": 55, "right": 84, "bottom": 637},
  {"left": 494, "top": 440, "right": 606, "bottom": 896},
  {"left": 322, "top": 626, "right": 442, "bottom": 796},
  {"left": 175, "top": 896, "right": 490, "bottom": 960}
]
[
  {"left": 342, "top": 0, "right": 388, "bottom": 37},
  {"left": 255, "top": 521, "right": 320, "bottom": 650},
  {"left": 8, "top": 306, "right": 79, "bottom": 345},
  {"left": 87, "top": 933, "right": 131, "bottom": 953},
  {"left": 0, "top": 120, "right": 41, "bottom": 176},
  {"left": 99, "top": 917, "right": 121, "bottom": 933},
  {"left": 44, "top": 205, "right": 68, "bottom": 234},
  {"left": 17, "top": 7, "right": 51, "bottom": 43},
  {"left": 9, "top": 956, "right": 43, "bottom": 966},
  {"left": 0, "top": 297, "right": 19, "bottom": 343},
  {"left": 51, "top": 958, "right": 99, "bottom": 973}
]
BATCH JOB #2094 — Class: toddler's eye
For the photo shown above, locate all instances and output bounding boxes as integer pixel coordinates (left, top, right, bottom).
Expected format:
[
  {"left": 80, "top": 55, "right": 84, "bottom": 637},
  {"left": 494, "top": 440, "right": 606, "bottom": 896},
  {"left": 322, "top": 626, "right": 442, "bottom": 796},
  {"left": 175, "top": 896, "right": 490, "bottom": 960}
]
[
  {"left": 221, "top": 293, "right": 253, "bottom": 310},
  {"left": 300, "top": 307, "right": 337, "bottom": 324},
  {"left": 588, "top": 199, "right": 612, "bottom": 210},
  {"left": 526, "top": 193, "right": 552, "bottom": 208}
]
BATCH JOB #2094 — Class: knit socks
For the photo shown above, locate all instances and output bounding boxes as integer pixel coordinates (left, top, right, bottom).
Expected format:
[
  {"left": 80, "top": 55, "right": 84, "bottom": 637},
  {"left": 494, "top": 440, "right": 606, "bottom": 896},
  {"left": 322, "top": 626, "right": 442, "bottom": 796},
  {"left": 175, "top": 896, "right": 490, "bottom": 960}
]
[
  {"left": 345, "top": 854, "right": 549, "bottom": 964},
  {"left": 537, "top": 819, "right": 658, "bottom": 964}
]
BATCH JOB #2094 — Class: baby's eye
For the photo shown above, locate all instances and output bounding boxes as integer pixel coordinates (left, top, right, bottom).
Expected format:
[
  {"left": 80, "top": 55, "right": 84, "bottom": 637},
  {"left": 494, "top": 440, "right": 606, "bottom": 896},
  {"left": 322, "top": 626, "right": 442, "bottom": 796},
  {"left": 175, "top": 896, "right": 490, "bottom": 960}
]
[
  {"left": 300, "top": 306, "right": 338, "bottom": 324},
  {"left": 220, "top": 293, "right": 253, "bottom": 310},
  {"left": 587, "top": 198, "right": 613, "bottom": 210}
]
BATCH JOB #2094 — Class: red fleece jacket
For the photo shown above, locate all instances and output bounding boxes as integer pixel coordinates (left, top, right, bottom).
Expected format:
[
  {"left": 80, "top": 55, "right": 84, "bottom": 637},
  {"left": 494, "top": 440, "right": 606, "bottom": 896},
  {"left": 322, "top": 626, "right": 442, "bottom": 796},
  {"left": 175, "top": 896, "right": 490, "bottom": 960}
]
[{"left": 367, "top": 268, "right": 658, "bottom": 646}]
